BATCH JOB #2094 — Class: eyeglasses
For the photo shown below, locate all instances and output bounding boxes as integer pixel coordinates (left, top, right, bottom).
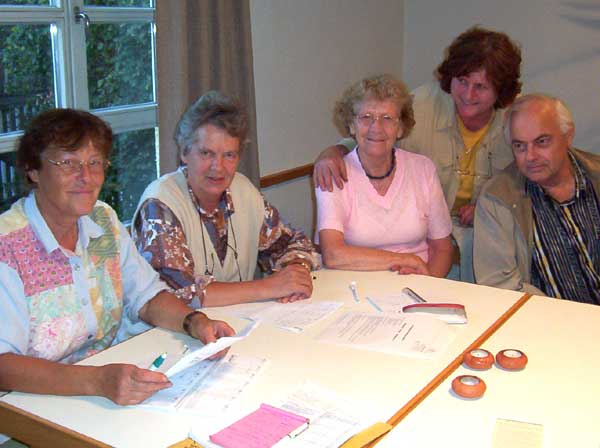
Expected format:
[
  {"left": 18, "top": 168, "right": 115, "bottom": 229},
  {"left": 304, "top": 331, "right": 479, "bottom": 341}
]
[
  {"left": 355, "top": 113, "right": 400, "bottom": 129},
  {"left": 454, "top": 151, "right": 493, "bottom": 179},
  {"left": 45, "top": 157, "right": 111, "bottom": 175},
  {"left": 201, "top": 216, "right": 242, "bottom": 283}
]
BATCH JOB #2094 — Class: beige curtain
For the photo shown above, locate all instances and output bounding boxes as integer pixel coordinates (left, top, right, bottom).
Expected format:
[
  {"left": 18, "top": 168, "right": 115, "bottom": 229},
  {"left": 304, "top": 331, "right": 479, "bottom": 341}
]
[{"left": 155, "top": 0, "right": 260, "bottom": 185}]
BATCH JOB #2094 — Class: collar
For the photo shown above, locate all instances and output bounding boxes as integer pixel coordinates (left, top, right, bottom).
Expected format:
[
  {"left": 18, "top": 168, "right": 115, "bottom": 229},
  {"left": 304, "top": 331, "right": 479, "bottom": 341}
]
[
  {"left": 24, "top": 191, "right": 104, "bottom": 255},
  {"left": 181, "top": 166, "right": 235, "bottom": 218}
]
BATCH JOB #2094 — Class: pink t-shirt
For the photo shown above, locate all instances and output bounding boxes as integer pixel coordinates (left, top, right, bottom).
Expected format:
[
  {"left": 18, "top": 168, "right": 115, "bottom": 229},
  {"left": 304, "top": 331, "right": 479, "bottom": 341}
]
[{"left": 315, "top": 148, "right": 452, "bottom": 262}]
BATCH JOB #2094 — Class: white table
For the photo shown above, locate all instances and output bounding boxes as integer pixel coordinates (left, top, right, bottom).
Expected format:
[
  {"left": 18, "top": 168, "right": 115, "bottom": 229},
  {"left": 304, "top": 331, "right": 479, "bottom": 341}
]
[
  {"left": 0, "top": 270, "right": 526, "bottom": 448},
  {"left": 377, "top": 295, "right": 600, "bottom": 448}
]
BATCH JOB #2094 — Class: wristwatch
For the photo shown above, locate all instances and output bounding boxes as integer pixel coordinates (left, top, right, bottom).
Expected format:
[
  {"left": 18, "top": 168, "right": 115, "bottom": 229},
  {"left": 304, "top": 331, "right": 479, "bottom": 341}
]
[{"left": 182, "top": 310, "right": 204, "bottom": 337}]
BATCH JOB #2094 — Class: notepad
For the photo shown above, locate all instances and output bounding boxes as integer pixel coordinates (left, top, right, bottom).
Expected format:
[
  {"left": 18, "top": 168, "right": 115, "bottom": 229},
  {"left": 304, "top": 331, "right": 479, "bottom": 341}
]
[{"left": 209, "top": 403, "right": 309, "bottom": 448}]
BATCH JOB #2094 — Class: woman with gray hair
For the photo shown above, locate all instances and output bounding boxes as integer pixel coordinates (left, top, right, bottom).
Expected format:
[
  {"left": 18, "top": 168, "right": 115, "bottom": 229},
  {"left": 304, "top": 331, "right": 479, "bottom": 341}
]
[
  {"left": 316, "top": 75, "right": 453, "bottom": 276},
  {"left": 132, "top": 91, "right": 319, "bottom": 308}
]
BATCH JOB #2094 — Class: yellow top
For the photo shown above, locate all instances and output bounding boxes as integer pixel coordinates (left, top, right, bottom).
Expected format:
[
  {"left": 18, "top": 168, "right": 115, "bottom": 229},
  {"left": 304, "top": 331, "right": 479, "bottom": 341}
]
[{"left": 452, "top": 113, "right": 494, "bottom": 213}]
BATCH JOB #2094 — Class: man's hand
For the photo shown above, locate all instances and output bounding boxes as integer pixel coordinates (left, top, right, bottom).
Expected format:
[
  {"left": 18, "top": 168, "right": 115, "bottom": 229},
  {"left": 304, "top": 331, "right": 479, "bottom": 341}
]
[
  {"left": 97, "top": 363, "right": 172, "bottom": 406},
  {"left": 458, "top": 204, "right": 476, "bottom": 226},
  {"left": 313, "top": 145, "right": 348, "bottom": 191}
]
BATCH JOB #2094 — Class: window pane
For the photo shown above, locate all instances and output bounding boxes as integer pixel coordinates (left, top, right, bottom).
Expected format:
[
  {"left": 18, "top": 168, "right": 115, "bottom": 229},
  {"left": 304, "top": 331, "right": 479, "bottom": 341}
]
[
  {"left": 100, "top": 127, "right": 157, "bottom": 221},
  {"left": 0, "top": 24, "right": 55, "bottom": 134},
  {"left": 0, "top": 151, "right": 27, "bottom": 213},
  {"left": 0, "top": 1, "right": 51, "bottom": 5},
  {"left": 87, "top": 22, "right": 154, "bottom": 109},
  {"left": 85, "top": 0, "right": 152, "bottom": 6}
]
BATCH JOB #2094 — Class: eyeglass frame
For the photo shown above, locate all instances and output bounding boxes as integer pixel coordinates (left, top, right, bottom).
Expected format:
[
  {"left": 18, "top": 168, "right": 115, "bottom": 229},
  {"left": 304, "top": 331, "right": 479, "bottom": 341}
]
[
  {"left": 453, "top": 150, "right": 493, "bottom": 179},
  {"left": 354, "top": 113, "right": 401, "bottom": 129},
  {"left": 200, "top": 214, "right": 242, "bottom": 283},
  {"left": 45, "top": 157, "right": 111, "bottom": 175}
]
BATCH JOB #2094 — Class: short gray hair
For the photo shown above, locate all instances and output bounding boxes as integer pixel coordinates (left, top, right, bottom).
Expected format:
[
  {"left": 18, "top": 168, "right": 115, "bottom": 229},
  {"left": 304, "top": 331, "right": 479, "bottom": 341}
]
[
  {"left": 503, "top": 93, "right": 574, "bottom": 144},
  {"left": 174, "top": 90, "right": 248, "bottom": 156}
]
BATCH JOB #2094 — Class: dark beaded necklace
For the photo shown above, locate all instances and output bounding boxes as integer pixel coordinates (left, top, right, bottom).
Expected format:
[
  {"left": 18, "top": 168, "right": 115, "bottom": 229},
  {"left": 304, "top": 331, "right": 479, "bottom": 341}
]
[{"left": 357, "top": 148, "right": 395, "bottom": 180}]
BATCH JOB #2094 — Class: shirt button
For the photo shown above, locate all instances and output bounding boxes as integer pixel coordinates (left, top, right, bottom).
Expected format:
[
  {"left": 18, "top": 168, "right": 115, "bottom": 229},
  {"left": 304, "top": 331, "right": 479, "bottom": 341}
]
[
  {"left": 81, "top": 298, "right": 89, "bottom": 306},
  {"left": 73, "top": 264, "right": 80, "bottom": 271}
]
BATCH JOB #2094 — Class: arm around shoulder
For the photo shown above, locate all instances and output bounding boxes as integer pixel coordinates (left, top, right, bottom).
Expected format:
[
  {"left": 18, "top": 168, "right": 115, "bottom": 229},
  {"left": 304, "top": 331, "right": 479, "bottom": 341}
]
[{"left": 313, "top": 143, "right": 351, "bottom": 191}]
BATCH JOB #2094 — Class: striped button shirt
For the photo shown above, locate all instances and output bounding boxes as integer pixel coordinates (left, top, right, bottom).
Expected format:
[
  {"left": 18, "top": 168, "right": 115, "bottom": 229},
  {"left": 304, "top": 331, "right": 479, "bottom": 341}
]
[{"left": 529, "top": 153, "right": 600, "bottom": 304}]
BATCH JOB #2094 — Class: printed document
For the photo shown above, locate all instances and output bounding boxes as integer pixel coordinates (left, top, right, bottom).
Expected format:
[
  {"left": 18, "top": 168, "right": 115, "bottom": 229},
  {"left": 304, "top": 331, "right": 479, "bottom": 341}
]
[
  {"left": 191, "top": 381, "right": 372, "bottom": 448},
  {"left": 220, "top": 301, "right": 342, "bottom": 332},
  {"left": 315, "top": 311, "right": 454, "bottom": 358},
  {"left": 163, "top": 321, "right": 258, "bottom": 377},
  {"left": 141, "top": 354, "right": 267, "bottom": 414}
]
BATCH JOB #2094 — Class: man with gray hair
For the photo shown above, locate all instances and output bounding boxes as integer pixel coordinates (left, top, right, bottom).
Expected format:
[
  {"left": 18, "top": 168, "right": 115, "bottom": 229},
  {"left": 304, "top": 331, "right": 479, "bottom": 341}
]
[{"left": 474, "top": 93, "right": 600, "bottom": 304}]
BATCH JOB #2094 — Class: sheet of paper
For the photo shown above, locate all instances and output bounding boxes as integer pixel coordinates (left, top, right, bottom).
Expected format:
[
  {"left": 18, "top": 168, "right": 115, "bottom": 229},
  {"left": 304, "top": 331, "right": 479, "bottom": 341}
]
[
  {"left": 164, "top": 321, "right": 258, "bottom": 377},
  {"left": 190, "top": 381, "right": 375, "bottom": 448},
  {"left": 492, "top": 418, "right": 544, "bottom": 448},
  {"left": 367, "top": 292, "right": 419, "bottom": 314},
  {"left": 225, "top": 301, "right": 343, "bottom": 332},
  {"left": 209, "top": 404, "right": 308, "bottom": 448},
  {"left": 141, "top": 354, "right": 267, "bottom": 414},
  {"left": 315, "top": 311, "right": 454, "bottom": 358},
  {"left": 273, "top": 382, "right": 373, "bottom": 448}
]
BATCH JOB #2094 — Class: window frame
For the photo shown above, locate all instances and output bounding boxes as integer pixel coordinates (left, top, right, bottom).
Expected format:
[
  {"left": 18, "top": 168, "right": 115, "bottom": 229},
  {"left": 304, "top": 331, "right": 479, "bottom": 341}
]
[{"left": 0, "top": 0, "right": 157, "bottom": 152}]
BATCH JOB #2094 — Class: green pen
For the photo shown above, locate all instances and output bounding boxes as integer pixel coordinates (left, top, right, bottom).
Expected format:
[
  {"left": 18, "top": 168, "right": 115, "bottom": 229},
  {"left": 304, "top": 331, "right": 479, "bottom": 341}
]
[{"left": 149, "top": 352, "right": 167, "bottom": 371}]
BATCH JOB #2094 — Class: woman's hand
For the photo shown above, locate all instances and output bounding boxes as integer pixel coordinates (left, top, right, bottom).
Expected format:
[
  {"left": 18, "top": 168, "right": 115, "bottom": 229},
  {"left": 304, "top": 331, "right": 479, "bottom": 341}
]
[
  {"left": 97, "top": 363, "right": 172, "bottom": 406},
  {"left": 313, "top": 145, "right": 349, "bottom": 191},
  {"left": 185, "top": 313, "right": 236, "bottom": 359},
  {"left": 267, "top": 264, "right": 313, "bottom": 301},
  {"left": 390, "top": 254, "right": 430, "bottom": 276}
]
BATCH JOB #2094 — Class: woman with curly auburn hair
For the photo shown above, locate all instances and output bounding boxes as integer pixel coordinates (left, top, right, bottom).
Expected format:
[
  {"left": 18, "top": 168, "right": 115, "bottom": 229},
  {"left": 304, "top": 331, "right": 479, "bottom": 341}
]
[
  {"left": 315, "top": 74, "right": 453, "bottom": 276},
  {"left": 314, "top": 26, "right": 522, "bottom": 282}
]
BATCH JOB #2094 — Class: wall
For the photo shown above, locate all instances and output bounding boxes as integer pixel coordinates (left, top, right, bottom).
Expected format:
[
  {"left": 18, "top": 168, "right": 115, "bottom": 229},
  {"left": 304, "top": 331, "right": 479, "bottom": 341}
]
[
  {"left": 403, "top": 0, "right": 600, "bottom": 153},
  {"left": 250, "top": 0, "right": 404, "bottom": 237}
]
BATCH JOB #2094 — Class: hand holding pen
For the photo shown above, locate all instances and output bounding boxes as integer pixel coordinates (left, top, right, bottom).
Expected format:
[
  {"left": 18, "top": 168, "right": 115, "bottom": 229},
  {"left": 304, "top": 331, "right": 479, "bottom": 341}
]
[{"left": 96, "top": 362, "right": 172, "bottom": 406}]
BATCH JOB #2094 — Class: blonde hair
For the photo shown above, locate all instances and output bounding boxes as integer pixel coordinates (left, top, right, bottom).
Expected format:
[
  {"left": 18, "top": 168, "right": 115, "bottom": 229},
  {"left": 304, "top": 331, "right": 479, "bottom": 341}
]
[{"left": 332, "top": 74, "right": 415, "bottom": 139}]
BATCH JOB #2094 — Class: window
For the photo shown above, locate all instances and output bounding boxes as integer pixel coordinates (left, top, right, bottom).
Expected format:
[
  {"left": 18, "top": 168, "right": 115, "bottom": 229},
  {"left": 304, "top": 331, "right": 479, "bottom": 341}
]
[{"left": 0, "top": 0, "right": 157, "bottom": 221}]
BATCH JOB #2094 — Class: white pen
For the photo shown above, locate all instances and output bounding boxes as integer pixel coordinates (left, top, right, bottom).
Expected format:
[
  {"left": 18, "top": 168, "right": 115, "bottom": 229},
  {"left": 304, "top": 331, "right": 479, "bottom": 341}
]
[
  {"left": 366, "top": 296, "right": 383, "bottom": 312},
  {"left": 349, "top": 281, "right": 360, "bottom": 302}
]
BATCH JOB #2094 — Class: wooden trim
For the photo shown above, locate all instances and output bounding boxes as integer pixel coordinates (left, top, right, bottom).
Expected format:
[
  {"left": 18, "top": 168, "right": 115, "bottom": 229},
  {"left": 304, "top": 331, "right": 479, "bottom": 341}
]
[
  {"left": 369, "top": 292, "right": 533, "bottom": 446},
  {"left": 0, "top": 401, "right": 110, "bottom": 448},
  {"left": 259, "top": 163, "right": 313, "bottom": 188}
]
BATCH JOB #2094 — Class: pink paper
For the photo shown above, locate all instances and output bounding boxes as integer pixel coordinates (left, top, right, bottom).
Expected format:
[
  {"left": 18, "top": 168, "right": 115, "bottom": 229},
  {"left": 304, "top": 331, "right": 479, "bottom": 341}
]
[{"left": 209, "top": 403, "right": 309, "bottom": 448}]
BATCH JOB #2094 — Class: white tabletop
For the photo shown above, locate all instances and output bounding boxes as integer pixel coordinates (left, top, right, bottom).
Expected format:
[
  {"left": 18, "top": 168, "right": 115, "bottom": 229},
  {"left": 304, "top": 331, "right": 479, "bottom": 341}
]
[
  {"left": 0, "top": 270, "right": 527, "bottom": 448},
  {"left": 377, "top": 294, "right": 600, "bottom": 448}
]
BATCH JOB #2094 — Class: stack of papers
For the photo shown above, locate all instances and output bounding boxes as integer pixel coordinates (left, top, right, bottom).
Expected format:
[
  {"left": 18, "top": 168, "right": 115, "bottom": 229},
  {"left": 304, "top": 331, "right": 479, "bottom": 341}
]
[
  {"left": 209, "top": 404, "right": 309, "bottom": 448},
  {"left": 192, "top": 382, "right": 373, "bottom": 448},
  {"left": 141, "top": 354, "right": 267, "bottom": 413}
]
